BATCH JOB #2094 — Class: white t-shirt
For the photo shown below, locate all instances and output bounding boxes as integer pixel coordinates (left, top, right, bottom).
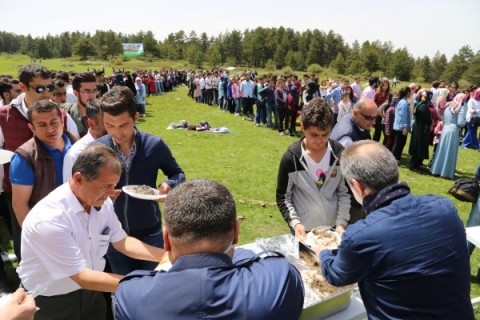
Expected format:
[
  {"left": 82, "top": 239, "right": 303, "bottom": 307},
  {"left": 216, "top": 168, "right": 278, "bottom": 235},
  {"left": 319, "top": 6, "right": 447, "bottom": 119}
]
[
  {"left": 18, "top": 183, "right": 127, "bottom": 297},
  {"left": 301, "top": 142, "right": 331, "bottom": 183},
  {"left": 62, "top": 131, "right": 95, "bottom": 183},
  {"left": 66, "top": 85, "right": 77, "bottom": 103}
]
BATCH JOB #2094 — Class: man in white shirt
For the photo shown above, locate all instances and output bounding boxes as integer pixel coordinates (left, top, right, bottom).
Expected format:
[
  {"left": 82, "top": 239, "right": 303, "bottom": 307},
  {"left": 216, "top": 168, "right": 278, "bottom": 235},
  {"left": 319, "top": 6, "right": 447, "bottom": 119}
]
[
  {"left": 199, "top": 74, "right": 206, "bottom": 104},
  {"left": 351, "top": 77, "right": 361, "bottom": 101},
  {"left": 240, "top": 74, "right": 255, "bottom": 118},
  {"left": 18, "top": 144, "right": 165, "bottom": 320},
  {"left": 361, "top": 76, "right": 379, "bottom": 100},
  {"left": 63, "top": 99, "right": 106, "bottom": 182},
  {"left": 0, "top": 65, "right": 78, "bottom": 261}
]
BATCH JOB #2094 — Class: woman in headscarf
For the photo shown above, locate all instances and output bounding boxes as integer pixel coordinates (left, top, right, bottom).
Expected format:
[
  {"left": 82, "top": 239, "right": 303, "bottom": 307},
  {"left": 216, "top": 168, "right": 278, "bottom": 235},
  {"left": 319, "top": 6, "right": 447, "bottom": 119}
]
[
  {"left": 408, "top": 89, "right": 432, "bottom": 171},
  {"left": 435, "top": 88, "right": 449, "bottom": 120},
  {"left": 430, "top": 93, "right": 467, "bottom": 179},
  {"left": 461, "top": 88, "right": 480, "bottom": 149}
]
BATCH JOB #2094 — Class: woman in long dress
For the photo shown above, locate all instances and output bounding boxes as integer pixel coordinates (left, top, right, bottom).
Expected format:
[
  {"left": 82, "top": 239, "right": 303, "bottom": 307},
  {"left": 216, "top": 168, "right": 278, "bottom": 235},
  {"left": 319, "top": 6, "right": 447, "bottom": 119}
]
[
  {"left": 408, "top": 89, "right": 432, "bottom": 170},
  {"left": 430, "top": 93, "right": 467, "bottom": 179}
]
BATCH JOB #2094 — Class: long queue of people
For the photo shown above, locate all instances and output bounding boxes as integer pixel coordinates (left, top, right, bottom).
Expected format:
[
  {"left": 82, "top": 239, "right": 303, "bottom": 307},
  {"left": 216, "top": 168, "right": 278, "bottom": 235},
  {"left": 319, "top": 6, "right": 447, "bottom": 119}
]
[
  {"left": 182, "top": 70, "right": 480, "bottom": 179},
  {"left": 0, "top": 64, "right": 188, "bottom": 319}
]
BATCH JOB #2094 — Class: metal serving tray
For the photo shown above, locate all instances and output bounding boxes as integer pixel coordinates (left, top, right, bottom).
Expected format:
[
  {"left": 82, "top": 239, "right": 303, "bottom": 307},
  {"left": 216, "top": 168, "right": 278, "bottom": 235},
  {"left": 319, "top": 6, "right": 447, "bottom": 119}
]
[{"left": 243, "top": 235, "right": 354, "bottom": 320}]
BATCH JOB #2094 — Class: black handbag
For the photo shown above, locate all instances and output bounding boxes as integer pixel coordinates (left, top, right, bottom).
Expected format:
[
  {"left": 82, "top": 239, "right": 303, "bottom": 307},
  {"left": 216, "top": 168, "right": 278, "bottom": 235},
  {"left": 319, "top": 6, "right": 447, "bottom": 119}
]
[{"left": 448, "top": 178, "right": 480, "bottom": 202}]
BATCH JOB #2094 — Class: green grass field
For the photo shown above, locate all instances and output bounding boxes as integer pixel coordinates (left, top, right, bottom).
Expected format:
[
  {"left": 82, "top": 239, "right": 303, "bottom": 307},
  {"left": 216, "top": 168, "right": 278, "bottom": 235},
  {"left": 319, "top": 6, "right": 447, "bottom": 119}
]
[{"left": 0, "top": 55, "right": 479, "bottom": 316}]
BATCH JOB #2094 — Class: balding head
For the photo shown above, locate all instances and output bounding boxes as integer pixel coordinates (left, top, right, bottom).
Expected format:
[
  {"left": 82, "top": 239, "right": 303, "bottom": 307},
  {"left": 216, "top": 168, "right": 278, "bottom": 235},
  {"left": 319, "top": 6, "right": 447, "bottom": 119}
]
[
  {"left": 340, "top": 140, "right": 399, "bottom": 195},
  {"left": 352, "top": 98, "right": 378, "bottom": 130}
]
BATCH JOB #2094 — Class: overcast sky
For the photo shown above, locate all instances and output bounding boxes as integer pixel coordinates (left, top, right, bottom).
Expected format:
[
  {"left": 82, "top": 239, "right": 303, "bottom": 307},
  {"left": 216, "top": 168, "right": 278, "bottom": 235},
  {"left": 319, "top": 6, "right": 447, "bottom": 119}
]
[{"left": 2, "top": 0, "right": 478, "bottom": 60}]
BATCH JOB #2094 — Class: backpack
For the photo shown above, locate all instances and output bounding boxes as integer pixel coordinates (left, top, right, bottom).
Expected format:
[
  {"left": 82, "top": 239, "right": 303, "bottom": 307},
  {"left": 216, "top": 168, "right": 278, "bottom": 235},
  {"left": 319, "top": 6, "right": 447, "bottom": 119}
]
[{"left": 448, "top": 178, "right": 480, "bottom": 202}]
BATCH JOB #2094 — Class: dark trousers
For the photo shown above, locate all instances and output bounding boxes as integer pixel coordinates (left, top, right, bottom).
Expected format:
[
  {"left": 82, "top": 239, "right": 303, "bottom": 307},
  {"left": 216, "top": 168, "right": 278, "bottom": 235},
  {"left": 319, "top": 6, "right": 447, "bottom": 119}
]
[
  {"left": 392, "top": 131, "right": 407, "bottom": 161},
  {"left": 242, "top": 97, "right": 254, "bottom": 116},
  {"left": 383, "top": 132, "right": 395, "bottom": 151},
  {"left": 0, "top": 193, "right": 12, "bottom": 286},
  {"left": 277, "top": 107, "right": 286, "bottom": 132},
  {"left": 288, "top": 107, "right": 298, "bottom": 133},
  {"left": 206, "top": 88, "right": 213, "bottom": 105},
  {"left": 227, "top": 98, "right": 235, "bottom": 113},
  {"left": 373, "top": 117, "right": 382, "bottom": 141},
  {"left": 4, "top": 192, "right": 21, "bottom": 261},
  {"left": 0, "top": 193, "right": 12, "bottom": 235},
  {"left": 35, "top": 289, "right": 106, "bottom": 320},
  {"left": 106, "top": 226, "right": 163, "bottom": 275}
]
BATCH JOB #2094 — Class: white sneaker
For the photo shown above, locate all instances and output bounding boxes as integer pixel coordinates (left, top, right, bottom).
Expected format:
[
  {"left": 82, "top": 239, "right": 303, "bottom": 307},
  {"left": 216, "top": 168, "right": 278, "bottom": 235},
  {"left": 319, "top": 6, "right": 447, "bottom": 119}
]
[{"left": 1, "top": 251, "right": 17, "bottom": 263}]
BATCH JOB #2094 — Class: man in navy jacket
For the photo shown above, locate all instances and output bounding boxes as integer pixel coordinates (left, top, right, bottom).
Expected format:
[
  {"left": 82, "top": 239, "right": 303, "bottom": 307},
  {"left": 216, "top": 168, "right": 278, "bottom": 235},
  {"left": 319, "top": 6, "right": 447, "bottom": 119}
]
[
  {"left": 319, "top": 140, "right": 474, "bottom": 320},
  {"left": 97, "top": 86, "right": 185, "bottom": 275},
  {"left": 114, "top": 179, "right": 304, "bottom": 320}
]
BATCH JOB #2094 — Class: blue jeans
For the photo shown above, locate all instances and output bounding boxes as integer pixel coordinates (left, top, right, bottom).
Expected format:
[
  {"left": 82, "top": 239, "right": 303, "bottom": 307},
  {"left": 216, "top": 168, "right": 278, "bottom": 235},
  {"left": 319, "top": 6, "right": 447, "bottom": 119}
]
[
  {"left": 467, "top": 197, "right": 480, "bottom": 255},
  {"left": 461, "top": 122, "right": 479, "bottom": 150},
  {"left": 234, "top": 98, "right": 241, "bottom": 114},
  {"left": 255, "top": 100, "right": 267, "bottom": 124},
  {"left": 158, "top": 82, "right": 164, "bottom": 94},
  {"left": 106, "top": 227, "right": 164, "bottom": 275},
  {"left": 266, "top": 102, "right": 274, "bottom": 127}
]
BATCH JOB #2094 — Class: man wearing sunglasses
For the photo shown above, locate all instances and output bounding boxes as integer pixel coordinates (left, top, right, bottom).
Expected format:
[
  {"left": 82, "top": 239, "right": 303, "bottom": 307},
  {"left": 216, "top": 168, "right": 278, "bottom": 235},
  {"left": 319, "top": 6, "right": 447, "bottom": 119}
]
[
  {"left": 0, "top": 64, "right": 79, "bottom": 261},
  {"left": 330, "top": 98, "right": 377, "bottom": 147},
  {"left": 330, "top": 98, "right": 378, "bottom": 224}
]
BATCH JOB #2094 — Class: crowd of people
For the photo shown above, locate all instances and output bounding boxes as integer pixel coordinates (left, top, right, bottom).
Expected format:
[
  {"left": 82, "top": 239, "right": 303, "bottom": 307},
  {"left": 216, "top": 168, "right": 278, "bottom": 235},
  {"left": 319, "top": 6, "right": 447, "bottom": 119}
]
[
  {"left": 0, "top": 63, "right": 478, "bottom": 319},
  {"left": 182, "top": 68, "right": 480, "bottom": 183}
]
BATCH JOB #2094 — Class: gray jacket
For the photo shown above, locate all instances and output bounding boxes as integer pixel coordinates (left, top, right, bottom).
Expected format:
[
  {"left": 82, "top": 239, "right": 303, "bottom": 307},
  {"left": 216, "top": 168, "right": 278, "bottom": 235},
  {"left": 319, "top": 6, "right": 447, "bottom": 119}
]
[{"left": 276, "top": 138, "right": 350, "bottom": 231}]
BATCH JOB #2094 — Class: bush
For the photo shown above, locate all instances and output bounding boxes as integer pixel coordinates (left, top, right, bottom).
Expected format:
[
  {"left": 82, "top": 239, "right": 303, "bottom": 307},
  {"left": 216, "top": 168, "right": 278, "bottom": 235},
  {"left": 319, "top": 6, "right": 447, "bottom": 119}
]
[
  {"left": 265, "top": 59, "right": 276, "bottom": 72},
  {"left": 109, "top": 58, "right": 124, "bottom": 67},
  {"left": 307, "top": 63, "right": 323, "bottom": 74},
  {"left": 281, "top": 66, "right": 294, "bottom": 75},
  {"left": 458, "top": 79, "right": 471, "bottom": 90},
  {"left": 415, "top": 76, "right": 425, "bottom": 84}
]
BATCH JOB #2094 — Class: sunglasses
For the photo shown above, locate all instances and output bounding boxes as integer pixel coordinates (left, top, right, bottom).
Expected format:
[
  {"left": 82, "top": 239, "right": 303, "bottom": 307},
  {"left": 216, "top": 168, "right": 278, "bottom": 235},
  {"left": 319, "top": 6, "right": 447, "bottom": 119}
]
[
  {"left": 359, "top": 112, "right": 377, "bottom": 121},
  {"left": 29, "top": 84, "right": 55, "bottom": 93}
]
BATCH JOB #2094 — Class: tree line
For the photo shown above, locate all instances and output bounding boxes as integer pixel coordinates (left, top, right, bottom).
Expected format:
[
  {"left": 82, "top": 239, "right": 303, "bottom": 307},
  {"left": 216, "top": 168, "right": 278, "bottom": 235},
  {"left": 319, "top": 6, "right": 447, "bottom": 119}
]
[{"left": 0, "top": 27, "right": 478, "bottom": 85}]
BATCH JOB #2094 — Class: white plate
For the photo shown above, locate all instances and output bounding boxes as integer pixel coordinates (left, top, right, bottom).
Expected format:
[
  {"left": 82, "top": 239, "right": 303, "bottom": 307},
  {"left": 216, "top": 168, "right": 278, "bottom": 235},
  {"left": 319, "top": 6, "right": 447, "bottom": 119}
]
[
  {"left": 0, "top": 149, "right": 14, "bottom": 164},
  {"left": 122, "top": 185, "right": 167, "bottom": 201}
]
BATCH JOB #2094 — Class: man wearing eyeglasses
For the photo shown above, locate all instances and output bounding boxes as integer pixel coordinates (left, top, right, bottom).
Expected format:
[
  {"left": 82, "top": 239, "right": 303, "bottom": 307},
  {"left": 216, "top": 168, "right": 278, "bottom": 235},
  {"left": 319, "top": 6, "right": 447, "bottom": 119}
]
[
  {"left": 0, "top": 64, "right": 79, "bottom": 261},
  {"left": 61, "top": 72, "right": 98, "bottom": 137}
]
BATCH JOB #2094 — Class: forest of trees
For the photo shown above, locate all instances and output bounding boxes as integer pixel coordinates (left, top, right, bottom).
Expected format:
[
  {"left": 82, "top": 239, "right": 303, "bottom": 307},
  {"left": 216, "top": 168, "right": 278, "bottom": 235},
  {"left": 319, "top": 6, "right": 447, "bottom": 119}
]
[{"left": 0, "top": 27, "right": 478, "bottom": 84}]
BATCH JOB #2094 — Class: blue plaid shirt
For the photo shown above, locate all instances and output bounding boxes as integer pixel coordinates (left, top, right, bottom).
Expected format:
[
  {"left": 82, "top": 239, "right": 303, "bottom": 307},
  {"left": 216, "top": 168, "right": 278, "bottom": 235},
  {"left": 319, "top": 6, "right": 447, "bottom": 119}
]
[
  {"left": 112, "top": 130, "right": 138, "bottom": 171},
  {"left": 325, "top": 86, "right": 343, "bottom": 106}
]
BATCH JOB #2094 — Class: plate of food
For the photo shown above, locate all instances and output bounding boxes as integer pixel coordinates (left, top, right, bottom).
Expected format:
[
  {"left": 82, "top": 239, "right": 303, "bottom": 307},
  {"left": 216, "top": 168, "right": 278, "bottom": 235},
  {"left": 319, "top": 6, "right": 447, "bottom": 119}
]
[
  {"left": 304, "top": 226, "right": 341, "bottom": 251},
  {"left": 122, "top": 185, "right": 167, "bottom": 201}
]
